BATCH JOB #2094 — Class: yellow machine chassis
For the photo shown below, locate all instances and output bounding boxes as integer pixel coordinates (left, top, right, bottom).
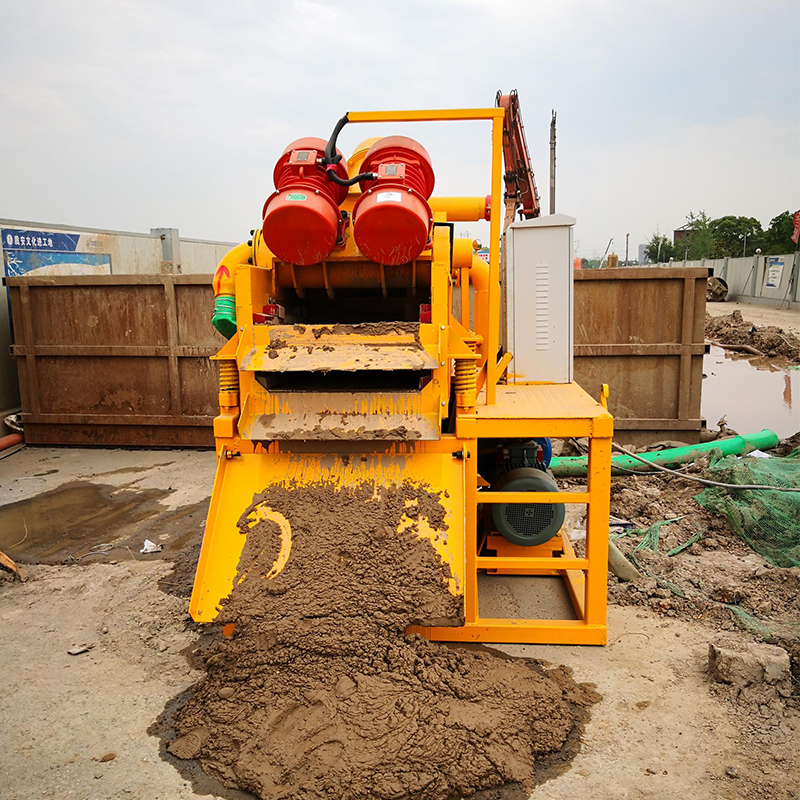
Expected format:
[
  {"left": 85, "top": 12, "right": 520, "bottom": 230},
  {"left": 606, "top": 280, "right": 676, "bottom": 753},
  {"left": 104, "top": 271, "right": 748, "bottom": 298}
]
[{"left": 191, "top": 107, "right": 613, "bottom": 646}]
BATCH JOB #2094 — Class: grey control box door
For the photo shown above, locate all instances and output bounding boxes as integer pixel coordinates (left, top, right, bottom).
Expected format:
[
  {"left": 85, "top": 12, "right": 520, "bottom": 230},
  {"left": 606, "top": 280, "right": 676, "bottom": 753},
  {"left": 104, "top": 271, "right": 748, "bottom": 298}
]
[{"left": 506, "top": 214, "right": 575, "bottom": 384}]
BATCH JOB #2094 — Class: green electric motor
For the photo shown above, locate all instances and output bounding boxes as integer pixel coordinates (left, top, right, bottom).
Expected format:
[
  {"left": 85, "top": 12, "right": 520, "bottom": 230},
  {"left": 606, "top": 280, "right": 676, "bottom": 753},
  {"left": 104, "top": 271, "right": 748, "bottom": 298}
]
[{"left": 491, "top": 467, "right": 565, "bottom": 547}]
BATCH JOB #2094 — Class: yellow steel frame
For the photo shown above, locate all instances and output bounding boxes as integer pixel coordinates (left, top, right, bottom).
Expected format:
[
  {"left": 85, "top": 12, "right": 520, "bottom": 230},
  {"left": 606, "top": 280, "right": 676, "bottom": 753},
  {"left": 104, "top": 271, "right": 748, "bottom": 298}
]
[
  {"left": 411, "top": 383, "right": 612, "bottom": 645},
  {"left": 347, "top": 108, "right": 505, "bottom": 404},
  {"left": 194, "top": 106, "right": 613, "bottom": 647},
  {"left": 346, "top": 109, "right": 613, "bottom": 645}
]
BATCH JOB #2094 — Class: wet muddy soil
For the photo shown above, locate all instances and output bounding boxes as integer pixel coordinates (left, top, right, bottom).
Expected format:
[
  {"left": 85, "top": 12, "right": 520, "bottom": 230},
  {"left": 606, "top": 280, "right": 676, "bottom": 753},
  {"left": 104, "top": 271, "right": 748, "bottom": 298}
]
[
  {"left": 705, "top": 310, "right": 800, "bottom": 362},
  {"left": 163, "top": 481, "right": 599, "bottom": 800},
  {"left": 0, "top": 480, "right": 209, "bottom": 564}
]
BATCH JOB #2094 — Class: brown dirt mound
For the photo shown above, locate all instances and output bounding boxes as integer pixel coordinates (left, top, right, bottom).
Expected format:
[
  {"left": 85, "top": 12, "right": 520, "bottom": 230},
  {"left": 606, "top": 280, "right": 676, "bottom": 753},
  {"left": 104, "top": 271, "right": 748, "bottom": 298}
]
[
  {"left": 168, "top": 481, "right": 598, "bottom": 799},
  {"left": 773, "top": 431, "right": 800, "bottom": 457},
  {"left": 705, "top": 310, "right": 800, "bottom": 362}
]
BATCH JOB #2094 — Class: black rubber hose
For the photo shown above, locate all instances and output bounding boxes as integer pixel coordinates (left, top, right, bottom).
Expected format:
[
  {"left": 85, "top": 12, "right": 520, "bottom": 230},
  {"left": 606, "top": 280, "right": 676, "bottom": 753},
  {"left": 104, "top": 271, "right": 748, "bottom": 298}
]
[
  {"left": 327, "top": 170, "right": 378, "bottom": 187},
  {"left": 324, "top": 114, "right": 349, "bottom": 165}
]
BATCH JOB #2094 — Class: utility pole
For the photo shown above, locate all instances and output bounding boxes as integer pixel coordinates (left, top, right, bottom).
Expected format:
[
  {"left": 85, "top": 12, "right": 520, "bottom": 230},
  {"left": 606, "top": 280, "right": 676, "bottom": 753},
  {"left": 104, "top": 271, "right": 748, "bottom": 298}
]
[
  {"left": 549, "top": 110, "right": 556, "bottom": 215},
  {"left": 625, "top": 233, "right": 629, "bottom": 265},
  {"left": 600, "top": 238, "right": 613, "bottom": 269}
]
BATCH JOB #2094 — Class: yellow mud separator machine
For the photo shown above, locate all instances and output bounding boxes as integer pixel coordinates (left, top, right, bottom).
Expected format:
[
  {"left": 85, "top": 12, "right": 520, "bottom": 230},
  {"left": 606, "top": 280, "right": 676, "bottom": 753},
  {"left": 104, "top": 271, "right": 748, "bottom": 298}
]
[{"left": 190, "top": 96, "right": 613, "bottom": 645}]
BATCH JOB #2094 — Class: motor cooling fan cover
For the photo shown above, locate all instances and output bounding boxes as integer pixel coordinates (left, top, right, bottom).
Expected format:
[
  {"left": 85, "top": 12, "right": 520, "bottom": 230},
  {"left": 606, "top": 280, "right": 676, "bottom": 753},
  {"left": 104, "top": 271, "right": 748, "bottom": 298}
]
[{"left": 490, "top": 467, "right": 565, "bottom": 546}]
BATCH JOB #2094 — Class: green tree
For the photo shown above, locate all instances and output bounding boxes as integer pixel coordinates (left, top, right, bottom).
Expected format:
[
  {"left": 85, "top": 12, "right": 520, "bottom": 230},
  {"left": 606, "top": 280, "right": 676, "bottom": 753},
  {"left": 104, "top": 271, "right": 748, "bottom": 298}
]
[
  {"left": 761, "top": 211, "right": 798, "bottom": 255},
  {"left": 676, "top": 211, "right": 715, "bottom": 259},
  {"left": 644, "top": 233, "right": 675, "bottom": 263},
  {"left": 710, "top": 216, "right": 763, "bottom": 257}
]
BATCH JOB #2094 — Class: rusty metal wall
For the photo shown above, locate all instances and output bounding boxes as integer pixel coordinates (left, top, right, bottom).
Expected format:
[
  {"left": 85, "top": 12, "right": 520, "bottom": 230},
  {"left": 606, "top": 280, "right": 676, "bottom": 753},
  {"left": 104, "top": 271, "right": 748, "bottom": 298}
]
[
  {"left": 8, "top": 267, "right": 708, "bottom": 447},
  {"left": 574, "top": 266, "right": 708, "bottom": 445},
  {"left": 7, "top": 275, "right": 223, "bottom": 447}
]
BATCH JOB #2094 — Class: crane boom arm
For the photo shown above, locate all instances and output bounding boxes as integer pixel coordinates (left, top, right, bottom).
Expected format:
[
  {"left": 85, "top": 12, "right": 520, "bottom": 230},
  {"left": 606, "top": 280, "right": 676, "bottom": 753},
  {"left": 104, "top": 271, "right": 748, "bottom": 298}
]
[{"left": 496, "top": 90, "right": 541, "bottom": 229}]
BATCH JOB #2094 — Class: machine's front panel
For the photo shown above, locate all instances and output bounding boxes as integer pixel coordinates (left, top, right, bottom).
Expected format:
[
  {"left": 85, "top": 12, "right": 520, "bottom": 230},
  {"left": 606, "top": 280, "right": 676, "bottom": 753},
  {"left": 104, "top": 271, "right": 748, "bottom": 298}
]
[{"left": 189, "top": 448, "right": 466, "bottom": 623}]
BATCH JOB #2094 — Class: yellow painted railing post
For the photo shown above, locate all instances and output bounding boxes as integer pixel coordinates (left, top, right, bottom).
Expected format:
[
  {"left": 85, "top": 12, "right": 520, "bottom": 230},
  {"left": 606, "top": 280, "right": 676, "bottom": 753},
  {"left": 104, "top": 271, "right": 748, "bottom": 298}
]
[
  {"left": 486, "top": 113, "right": 504, "bottom": 405},
  {"left": 464, "top": 442, "right": 478, "bottom": 623},
  {"left": 584, "top": 435, "right": 611, "bottom": 634}
]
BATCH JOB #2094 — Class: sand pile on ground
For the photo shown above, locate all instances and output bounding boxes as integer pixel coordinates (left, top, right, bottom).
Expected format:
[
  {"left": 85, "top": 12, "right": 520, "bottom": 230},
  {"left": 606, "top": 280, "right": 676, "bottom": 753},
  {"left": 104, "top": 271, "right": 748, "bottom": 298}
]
[
  {"left": 705, "top": 310, "right": 800, "bottom": 362},
  {"left": 168, "top": 481, "right": 598, "bottom": 799}
]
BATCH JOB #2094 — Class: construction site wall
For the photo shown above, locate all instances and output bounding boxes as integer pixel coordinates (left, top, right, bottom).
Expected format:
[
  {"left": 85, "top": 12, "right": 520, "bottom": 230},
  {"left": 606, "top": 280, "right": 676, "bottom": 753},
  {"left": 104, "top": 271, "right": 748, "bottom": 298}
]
[
  {"left": 646, "top": 252, "right": 798, "bottom": 309},
  {"left": 0, "top": 219, "right": 236, "bottom": 435}
]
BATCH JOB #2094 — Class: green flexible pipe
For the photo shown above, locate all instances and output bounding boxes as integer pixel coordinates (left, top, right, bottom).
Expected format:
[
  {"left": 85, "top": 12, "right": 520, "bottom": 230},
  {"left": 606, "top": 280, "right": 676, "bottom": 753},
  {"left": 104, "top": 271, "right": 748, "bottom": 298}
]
[{"left": 550, "top": 429, "right": 780, "bottom": 477}]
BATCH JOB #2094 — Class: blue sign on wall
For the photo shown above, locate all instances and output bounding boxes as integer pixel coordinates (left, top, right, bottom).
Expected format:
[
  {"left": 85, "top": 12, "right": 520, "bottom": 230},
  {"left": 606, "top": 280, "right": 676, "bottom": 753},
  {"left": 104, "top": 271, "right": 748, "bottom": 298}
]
[
  {"left": 2, "top": 229, "right": 81, "bottom": 252},
  {"left": 1, "top": 227, "right": 112, "bottom": 277}
]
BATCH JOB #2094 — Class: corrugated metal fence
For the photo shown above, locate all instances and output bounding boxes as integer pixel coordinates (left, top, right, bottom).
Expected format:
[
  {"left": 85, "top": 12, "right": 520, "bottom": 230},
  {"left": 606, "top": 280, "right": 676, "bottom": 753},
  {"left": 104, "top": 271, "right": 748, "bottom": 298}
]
[{"left": 647, "top": 252, "right": 798, "bottom": 308}]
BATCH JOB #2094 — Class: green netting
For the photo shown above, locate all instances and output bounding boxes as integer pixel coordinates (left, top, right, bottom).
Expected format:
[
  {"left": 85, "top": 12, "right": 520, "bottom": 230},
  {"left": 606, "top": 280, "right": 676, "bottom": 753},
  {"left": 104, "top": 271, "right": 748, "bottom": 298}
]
[
  {"left": 665, "top": 528, "right": 705, "bottom": 556},
  {"left": 725, "top": 605, "right": 775, "bottom": 639},
  {"left": 630, "top": 517, "right": 683, "bottom": 569},
  {"left": 695, "top": 447, "right": 800, "bottom": 568}
]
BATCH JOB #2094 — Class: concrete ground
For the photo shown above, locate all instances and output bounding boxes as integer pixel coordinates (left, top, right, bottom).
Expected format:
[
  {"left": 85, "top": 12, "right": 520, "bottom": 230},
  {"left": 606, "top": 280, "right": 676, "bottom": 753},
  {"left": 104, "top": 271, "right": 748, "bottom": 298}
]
[
  {"left": 706, "top": 300, "right": 800, "bottom": 337},
  {"left": 1, "top": 446, "right": 797, "bottom": 800}
]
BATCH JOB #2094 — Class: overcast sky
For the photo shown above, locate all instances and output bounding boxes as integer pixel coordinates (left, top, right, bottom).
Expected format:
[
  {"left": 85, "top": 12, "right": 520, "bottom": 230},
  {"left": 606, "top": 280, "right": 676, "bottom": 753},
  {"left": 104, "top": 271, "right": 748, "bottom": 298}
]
[{"left": 1, "top": 0, "right": 798, "bottom": 257}]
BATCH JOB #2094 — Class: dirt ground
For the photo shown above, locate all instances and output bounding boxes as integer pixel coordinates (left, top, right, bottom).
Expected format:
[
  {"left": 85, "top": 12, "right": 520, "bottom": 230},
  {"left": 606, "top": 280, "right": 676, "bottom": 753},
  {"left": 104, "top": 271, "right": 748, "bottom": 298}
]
[
  {"left": 705, "top": 310, "right": 800, "bottom": 363},
  {"left": 706, "top": 301, "right": 800, "bottom": 341},
  {"left": 1, "top": 445, "right": 799, "bottom": 799}
]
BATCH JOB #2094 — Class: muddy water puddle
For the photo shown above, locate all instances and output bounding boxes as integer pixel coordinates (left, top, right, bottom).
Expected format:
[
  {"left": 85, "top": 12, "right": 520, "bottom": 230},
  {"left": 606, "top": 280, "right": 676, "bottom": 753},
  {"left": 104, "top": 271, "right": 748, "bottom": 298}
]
[
  {"left": 703, "top": 345, "right": 799, "bottom": 439},
  {"left": 0, "top": 481, "right": 208, "bottom": 563}
]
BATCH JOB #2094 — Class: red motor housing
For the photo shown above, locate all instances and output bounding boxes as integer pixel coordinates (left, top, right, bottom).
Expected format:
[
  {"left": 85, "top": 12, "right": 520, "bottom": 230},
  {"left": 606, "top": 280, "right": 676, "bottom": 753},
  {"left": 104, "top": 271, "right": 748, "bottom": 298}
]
[
  {"left": 261, "top": 137, "right": 349, "bottom": 266},
  {"left": 352, "top": 136, "right": 435, "bottom": 266}
]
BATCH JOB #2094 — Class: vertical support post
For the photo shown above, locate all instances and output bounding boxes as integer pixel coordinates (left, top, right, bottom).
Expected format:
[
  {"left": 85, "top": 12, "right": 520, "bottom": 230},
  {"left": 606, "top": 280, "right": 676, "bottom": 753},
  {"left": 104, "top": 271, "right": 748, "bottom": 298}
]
[
  {"left": 152, "top": 227, "right": 182, "bottom": 274},
  {"left": 163, "top": 278, "right": 182, "bottom": 416},
  {"left": 584, "top": 435, "right": 611, "bottom": 632},
  {"left": 549, "top": 110, "right": 556, "bottom": 215},
  {"left": 486, "top": 113, "right": 504, "bottom": 405},
  {"left": 677, "top": 275, "right": 695, "bottom": 422},
  {"left": 18, "top": 284, "right": 40, "bottom": 415},
  {"left": 464, "top": 439, "right": 478, "bottom": 623}
]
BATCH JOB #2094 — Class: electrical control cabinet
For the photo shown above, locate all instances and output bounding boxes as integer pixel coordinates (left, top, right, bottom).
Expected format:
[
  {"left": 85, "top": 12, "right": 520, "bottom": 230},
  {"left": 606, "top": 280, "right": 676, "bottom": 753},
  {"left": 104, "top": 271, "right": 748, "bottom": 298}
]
[{"left": 505, "top": 214, "right": 575, "bottom": 384}]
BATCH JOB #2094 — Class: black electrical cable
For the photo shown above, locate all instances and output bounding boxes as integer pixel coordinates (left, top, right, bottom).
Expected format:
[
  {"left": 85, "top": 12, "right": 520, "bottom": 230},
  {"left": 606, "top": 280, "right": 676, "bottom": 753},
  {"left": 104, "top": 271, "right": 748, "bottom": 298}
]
[
  {"left": 322, "top": 113, "right": 379, "bottom": 186},
  {"left": 327, "top": 171, "right": 378, "bottom": 187},
  {"left": 324, "top": 114, "right": 349, "bottom": 165}
]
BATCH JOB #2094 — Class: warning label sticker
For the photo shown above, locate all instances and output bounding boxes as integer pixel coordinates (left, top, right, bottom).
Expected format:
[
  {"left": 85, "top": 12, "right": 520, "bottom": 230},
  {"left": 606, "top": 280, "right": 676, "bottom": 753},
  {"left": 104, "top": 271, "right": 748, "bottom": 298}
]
[
  {"left": 286, "top": 193, "right": 307, "bottom": 201},
  {"left": 376, "top": 192, "right": 402, "bottom": 204}
]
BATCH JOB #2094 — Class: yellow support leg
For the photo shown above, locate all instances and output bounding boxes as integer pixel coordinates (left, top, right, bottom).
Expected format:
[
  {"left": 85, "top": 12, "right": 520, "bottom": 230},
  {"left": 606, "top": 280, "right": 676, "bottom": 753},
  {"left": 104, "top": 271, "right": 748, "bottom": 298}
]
[{"left": 584, "top": 435, "right": 611, "bottom": 637}]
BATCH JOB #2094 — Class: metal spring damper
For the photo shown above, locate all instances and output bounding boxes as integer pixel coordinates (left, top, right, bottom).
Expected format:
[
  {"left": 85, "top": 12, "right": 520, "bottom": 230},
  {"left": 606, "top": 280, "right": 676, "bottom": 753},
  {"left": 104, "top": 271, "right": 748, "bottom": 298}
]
[
  {"left": 454, "top": 339, "right": 479, "bottom": 410},
  {"left": 218, "top": 361, "right": 240, "bottom": 409}
]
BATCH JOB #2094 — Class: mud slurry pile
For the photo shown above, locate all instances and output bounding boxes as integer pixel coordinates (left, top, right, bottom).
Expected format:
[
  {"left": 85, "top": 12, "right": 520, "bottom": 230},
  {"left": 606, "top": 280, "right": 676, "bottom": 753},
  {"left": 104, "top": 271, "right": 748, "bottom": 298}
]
[{"left": 169, "top": 481, "right": 598, "bottom": 799}]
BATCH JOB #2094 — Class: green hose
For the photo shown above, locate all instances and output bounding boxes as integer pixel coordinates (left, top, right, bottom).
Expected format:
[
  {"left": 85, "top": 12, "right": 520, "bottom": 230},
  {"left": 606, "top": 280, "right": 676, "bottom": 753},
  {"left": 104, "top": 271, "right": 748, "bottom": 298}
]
[
  {"left": 212, "top": 295, "right": 237, "bottom": 340},
  {"left": 550, "top": 429, "right": 780, "bottom": 477}
]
